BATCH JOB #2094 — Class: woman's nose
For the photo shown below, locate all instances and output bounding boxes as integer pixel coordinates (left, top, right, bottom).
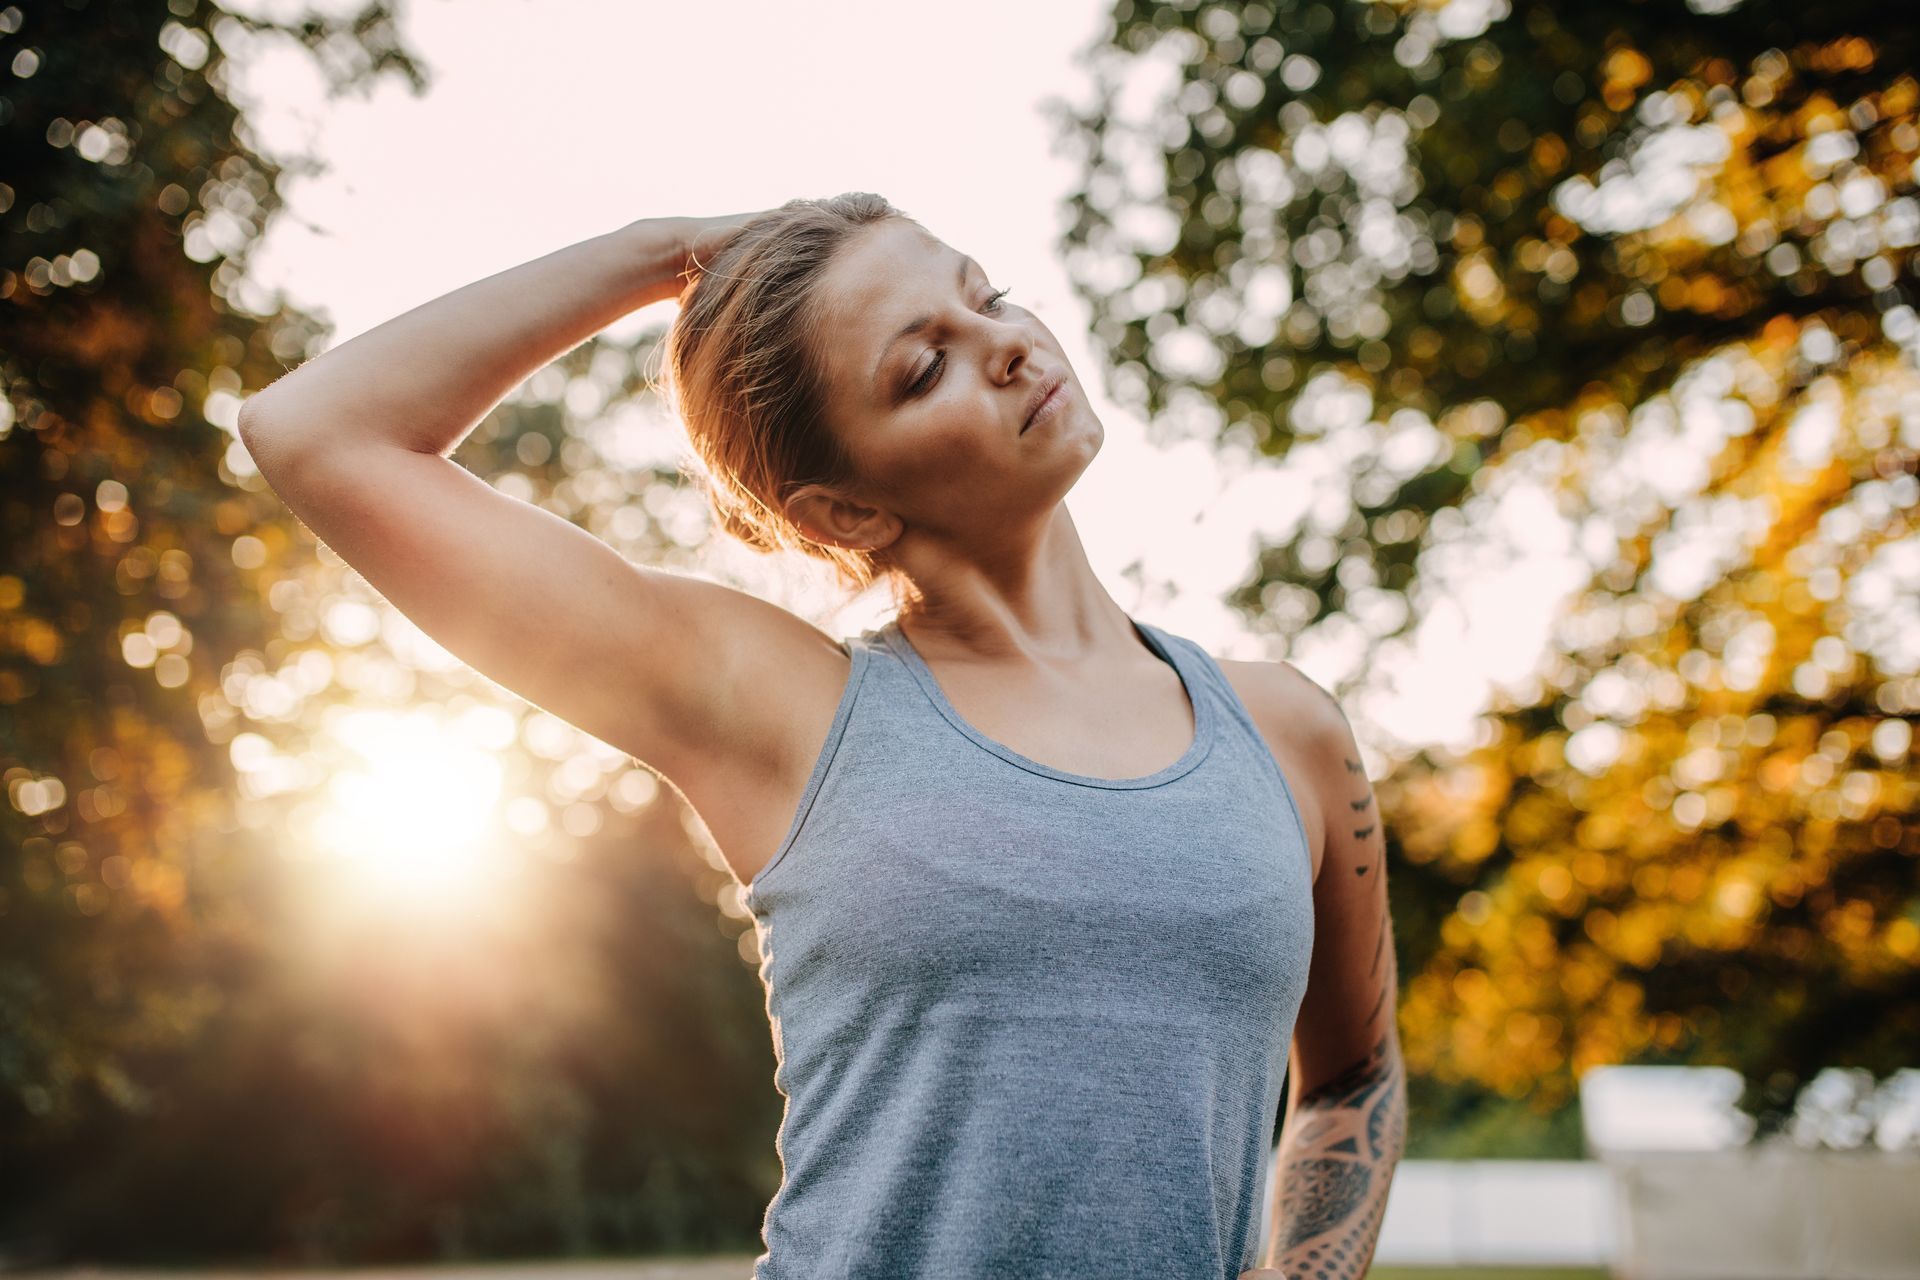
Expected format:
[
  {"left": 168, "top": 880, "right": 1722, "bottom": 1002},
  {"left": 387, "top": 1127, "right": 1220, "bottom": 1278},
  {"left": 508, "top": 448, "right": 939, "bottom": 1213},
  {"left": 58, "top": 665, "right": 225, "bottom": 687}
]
[{"left": 996, "top": 324, "right": 1034, "bottom": 382}]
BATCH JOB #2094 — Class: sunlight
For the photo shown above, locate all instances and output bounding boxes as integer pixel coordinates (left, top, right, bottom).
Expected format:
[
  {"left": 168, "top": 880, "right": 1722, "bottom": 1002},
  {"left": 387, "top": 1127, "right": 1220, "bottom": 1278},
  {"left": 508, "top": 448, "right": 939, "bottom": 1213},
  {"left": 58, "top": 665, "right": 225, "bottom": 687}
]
[{"left": 306, "top": 707, "right": 507, "bottom": 908}]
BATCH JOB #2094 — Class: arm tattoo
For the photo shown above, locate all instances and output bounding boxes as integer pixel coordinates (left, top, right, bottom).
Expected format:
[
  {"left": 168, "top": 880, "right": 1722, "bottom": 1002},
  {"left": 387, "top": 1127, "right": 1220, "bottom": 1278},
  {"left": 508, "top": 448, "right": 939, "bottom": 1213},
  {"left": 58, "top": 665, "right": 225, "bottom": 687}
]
[
  {"left": 1265, "top": 1033, "right": 1409, "bottom": 1280},
  {"left": 1260, "top": 742, "right": 1406, "bottom": 1279}
]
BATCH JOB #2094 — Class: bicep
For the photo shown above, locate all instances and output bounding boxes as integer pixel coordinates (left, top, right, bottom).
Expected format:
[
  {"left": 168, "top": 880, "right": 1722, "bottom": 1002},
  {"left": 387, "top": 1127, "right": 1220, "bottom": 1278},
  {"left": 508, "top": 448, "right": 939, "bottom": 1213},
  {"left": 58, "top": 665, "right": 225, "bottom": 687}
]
[{"left": 1285, "top": 676, "right": 1400, "bottom": 1098}]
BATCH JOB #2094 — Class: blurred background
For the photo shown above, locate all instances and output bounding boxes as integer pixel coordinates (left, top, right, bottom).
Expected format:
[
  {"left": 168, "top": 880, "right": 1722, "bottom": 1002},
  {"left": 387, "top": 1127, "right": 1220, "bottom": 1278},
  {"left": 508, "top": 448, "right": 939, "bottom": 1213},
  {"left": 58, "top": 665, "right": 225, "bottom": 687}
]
[{"left": 2, "top": 0, "right": 1916, "bottom": 1275}]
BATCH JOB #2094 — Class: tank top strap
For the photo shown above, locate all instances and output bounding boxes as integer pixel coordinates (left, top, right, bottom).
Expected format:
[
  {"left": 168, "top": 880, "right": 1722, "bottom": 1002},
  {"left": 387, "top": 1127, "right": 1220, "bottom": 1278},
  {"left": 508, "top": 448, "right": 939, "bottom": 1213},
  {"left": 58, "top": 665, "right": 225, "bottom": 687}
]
[
  {"left": 1135, "top": 623, "right": 1314, "bottom": 858},
  {"left": 1130, "top": 620, "right": 1252, "bottom": 749},
  {"left": 748, "top": 632, "right": 873, "bottom": 894}
]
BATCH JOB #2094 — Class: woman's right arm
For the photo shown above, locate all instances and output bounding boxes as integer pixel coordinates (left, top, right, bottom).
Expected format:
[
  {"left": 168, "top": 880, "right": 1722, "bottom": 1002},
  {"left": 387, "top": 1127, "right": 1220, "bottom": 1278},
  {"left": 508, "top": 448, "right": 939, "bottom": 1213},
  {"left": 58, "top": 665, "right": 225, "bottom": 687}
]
[
  {"left": 236, "top": 215, "right": 843, "bottom": 859},
  {"left": 240, "top": 215, "right": 726, "bottom": 456}
]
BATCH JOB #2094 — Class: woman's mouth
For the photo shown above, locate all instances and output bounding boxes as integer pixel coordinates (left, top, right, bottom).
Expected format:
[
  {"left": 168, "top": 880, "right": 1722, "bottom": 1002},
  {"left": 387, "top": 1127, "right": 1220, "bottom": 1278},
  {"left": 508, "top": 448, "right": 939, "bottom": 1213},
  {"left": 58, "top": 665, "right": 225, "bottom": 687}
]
[{"left": 1021, "top": 377, "right": 1067, "bottom": 433}]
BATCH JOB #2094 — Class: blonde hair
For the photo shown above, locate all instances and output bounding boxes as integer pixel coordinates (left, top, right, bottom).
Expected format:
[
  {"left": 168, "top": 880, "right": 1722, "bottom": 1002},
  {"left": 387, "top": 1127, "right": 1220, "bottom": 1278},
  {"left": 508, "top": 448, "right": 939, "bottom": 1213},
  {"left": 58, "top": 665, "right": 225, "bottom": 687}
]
[{"left": 658, "top": 192, "right": 917, "bottom": 599}]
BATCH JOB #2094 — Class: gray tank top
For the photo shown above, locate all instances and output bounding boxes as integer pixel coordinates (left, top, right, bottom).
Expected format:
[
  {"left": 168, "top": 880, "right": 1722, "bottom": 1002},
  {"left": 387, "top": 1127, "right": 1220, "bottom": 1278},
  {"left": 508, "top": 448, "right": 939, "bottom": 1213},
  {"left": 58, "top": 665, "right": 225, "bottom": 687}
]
[{"left": 742, "top": 614, "right": 1316, "bottom": 1279}]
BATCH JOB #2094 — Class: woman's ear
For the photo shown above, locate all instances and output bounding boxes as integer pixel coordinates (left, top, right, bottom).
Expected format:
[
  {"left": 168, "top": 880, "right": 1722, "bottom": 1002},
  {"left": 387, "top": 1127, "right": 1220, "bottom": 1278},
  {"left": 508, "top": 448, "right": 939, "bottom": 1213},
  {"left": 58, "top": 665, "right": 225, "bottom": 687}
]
[{"left": 785, "top": 484, "right": 901, "bottom": 557}]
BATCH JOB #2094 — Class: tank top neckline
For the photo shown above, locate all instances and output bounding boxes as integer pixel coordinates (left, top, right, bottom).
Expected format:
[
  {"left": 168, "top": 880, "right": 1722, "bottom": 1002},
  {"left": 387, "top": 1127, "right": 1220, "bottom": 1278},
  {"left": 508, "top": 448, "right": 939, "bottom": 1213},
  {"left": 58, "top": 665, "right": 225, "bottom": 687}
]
[{"left": 873, "top": 614, "right": 1217, "bottom": 791}]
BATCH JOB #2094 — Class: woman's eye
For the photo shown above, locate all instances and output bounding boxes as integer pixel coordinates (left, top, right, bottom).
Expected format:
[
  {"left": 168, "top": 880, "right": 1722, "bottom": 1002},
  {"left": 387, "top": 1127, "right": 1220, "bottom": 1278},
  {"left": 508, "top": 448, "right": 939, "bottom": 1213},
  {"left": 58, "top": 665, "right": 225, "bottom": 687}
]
[
  {"left": 908, "top": 354, "right": 943, "bottom": 396},
  {"left": 906, "top": 287, "right": 1014, "bottom": 396}
]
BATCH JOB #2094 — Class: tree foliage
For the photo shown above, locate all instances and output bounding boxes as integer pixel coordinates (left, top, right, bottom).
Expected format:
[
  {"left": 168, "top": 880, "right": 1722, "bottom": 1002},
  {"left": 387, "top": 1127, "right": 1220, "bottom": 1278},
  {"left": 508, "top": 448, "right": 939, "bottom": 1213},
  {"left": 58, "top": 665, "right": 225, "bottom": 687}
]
[
  {"left": 1062, "top": 0, "right": 1920, "bottom": 1128},
  {"left": 3, "top": 0, "right": 779, "bottom": 1260},
  {"left": 2, "top": 0, "right": 422, "bottom": 1144}
]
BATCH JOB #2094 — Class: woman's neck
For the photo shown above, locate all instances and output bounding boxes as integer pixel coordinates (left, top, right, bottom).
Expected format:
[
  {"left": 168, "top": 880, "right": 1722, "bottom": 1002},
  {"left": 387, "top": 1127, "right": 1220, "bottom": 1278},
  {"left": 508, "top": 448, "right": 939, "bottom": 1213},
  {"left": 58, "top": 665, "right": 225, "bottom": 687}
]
[{"left": 891, "top": 505, "right": 1138, "bottom": 665}]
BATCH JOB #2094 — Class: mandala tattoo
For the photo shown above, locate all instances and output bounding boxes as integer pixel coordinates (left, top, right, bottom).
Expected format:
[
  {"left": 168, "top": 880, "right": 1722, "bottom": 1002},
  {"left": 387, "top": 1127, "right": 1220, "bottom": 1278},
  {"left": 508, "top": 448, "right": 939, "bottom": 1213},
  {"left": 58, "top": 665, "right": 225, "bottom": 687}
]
[
  {"left": 1268, "top": 1036, "right": 1409, "bottom": 1279},
  {"left": 1281, "top": 1158, "right": 1373, "bottom": 1239}
]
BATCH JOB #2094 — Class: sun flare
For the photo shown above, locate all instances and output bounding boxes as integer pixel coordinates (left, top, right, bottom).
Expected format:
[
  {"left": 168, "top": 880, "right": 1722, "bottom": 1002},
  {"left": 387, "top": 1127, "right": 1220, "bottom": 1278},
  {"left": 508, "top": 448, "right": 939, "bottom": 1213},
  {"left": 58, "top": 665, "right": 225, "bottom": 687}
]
[{"left": 303, "top": 708, "right": 509, "bottom": 909}]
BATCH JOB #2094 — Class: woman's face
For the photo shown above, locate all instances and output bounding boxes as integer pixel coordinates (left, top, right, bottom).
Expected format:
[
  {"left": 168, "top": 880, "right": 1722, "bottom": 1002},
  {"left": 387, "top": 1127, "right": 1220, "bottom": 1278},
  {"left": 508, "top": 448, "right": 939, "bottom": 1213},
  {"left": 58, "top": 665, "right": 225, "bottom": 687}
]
[{"left": 794, "top": 218, "right": 1102, "bottom": 563}]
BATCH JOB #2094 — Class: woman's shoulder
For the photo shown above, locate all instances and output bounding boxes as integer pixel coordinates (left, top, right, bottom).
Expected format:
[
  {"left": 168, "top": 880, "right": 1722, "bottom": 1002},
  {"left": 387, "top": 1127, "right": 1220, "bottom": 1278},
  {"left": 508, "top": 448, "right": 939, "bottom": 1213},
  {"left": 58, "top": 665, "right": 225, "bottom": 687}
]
[
  {"left": 1211, "top": 653, "right": 1341, "bottom": 731},
  {"left": 1211, "top": 654, "right": 1344, "bottom": 878}
]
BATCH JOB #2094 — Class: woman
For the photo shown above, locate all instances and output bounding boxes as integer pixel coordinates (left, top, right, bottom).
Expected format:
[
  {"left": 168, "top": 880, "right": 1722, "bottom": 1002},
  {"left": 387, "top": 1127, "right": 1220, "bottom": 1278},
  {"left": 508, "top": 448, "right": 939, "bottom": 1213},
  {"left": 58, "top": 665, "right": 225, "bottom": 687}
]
[{"left": 238, "top": 194, "right": 1407, "bottom": 1279}]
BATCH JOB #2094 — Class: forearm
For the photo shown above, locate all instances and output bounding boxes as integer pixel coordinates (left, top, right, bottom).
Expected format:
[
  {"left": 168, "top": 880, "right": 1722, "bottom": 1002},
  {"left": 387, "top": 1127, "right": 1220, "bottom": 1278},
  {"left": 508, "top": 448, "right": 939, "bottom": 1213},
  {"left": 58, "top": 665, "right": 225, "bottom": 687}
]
[
  {"left": 1259, "top": 1035, "right": 1408, "bottom": 1277},
  {"left": 239, "top": 216, "right": 690, "bottom": 456}
]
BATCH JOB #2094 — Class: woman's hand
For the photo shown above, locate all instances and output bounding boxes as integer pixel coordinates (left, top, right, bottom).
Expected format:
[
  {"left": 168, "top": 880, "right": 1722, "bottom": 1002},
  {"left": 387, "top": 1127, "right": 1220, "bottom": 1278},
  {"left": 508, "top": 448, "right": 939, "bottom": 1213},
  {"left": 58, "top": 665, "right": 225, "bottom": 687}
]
[
  {"left": 669, "top": 210, "right": 768, "bottom": 291},
  {"left": 1237, "top": 1270, "right": 1291, "bottom": 1279}
]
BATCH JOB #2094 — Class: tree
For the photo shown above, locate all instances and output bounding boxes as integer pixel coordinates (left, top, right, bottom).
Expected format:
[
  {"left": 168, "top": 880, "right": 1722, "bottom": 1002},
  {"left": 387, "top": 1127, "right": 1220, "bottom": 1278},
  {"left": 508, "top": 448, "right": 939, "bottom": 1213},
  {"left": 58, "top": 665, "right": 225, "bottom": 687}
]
[
  {"left": 1060, "top": 0, "right": 1919, "bottom": 1133},
  {"left": 0, "top": 0, "right": 424, "bottom": 1161},
  {"left": 3, "top": 1, "right": 780, "bottom": 1259}
]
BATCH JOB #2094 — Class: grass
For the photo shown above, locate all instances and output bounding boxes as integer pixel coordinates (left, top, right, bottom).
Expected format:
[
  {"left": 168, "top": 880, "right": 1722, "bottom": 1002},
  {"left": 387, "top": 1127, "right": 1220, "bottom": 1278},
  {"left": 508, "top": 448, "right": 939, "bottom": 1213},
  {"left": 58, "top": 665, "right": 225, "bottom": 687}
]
[{"left": 1369, "top": 1270, "right": 1607, "bottom": 1280}]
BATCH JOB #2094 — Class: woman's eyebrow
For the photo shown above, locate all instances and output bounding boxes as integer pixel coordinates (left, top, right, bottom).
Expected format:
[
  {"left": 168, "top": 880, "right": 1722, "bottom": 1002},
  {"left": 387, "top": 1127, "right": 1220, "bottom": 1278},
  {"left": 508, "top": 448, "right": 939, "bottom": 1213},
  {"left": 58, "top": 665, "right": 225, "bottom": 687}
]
[{"left": 870, "top": 253, "right": 981, "bottom": 391}]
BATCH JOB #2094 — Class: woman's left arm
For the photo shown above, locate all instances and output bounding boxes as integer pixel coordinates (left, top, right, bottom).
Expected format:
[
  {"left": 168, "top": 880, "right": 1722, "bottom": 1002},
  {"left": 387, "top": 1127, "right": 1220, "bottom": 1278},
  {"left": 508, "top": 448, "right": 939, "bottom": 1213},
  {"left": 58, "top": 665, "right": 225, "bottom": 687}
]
[{"left": 1245, "top": 669, "right": 1408, "bottom": 1280}]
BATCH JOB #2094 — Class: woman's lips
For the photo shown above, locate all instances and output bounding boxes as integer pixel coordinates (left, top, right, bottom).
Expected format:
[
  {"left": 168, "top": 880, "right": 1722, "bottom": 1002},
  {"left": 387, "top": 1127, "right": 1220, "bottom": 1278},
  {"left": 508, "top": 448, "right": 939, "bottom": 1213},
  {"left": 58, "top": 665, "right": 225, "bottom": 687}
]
[{"left": 1021, "top": 380, "right": 1066, "bottom": 433}]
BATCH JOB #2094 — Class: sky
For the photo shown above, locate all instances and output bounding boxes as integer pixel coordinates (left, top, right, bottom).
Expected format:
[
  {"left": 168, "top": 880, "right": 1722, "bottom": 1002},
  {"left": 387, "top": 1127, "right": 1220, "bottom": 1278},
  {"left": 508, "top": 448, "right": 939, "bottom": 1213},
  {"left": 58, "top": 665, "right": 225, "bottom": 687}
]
[{"left": 224, "top": 0, "right": 1588, "bottom": 759}]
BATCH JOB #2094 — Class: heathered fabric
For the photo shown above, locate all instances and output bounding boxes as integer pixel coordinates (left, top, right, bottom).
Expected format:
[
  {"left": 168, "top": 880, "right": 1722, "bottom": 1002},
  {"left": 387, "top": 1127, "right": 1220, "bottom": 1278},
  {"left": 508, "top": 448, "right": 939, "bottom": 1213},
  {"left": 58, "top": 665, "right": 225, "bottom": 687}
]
[{"left": 742, "top": 614, "right": 1317, "bottom": 1279}]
